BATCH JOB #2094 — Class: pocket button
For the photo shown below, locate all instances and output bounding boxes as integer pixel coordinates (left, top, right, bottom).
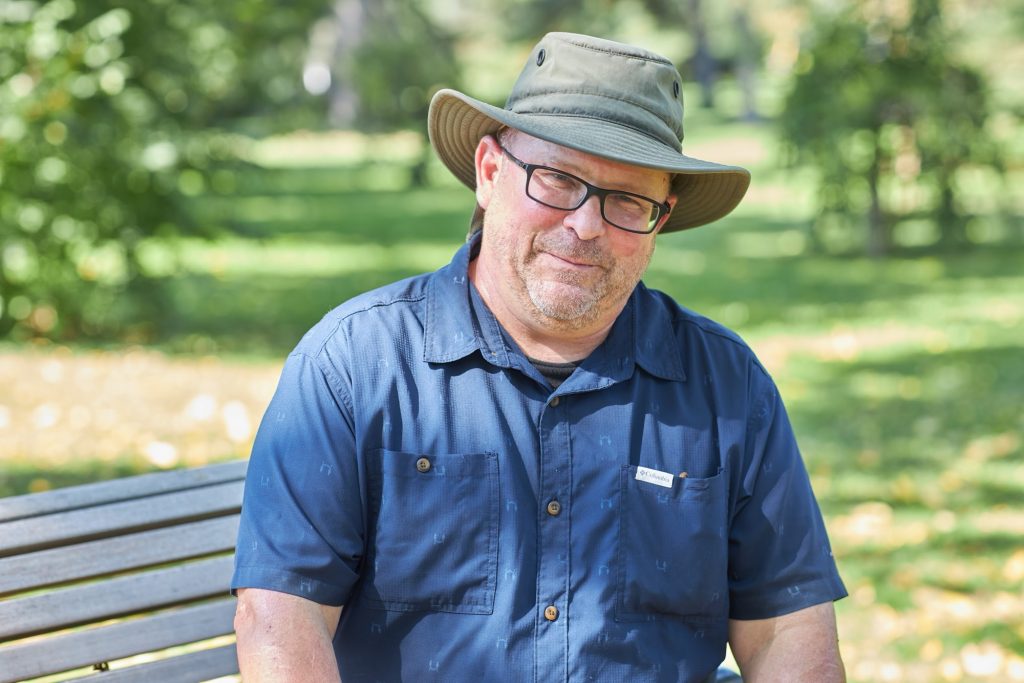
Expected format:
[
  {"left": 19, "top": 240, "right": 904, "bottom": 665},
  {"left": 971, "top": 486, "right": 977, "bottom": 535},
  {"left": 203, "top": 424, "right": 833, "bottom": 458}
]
[{"left": 415, "top": 457, "right": 431, "bottom": 473}]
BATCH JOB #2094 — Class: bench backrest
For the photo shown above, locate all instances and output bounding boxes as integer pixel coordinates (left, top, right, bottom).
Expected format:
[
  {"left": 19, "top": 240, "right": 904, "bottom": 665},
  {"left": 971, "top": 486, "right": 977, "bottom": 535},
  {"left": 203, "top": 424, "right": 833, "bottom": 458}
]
[{"left": 0, "top": 460, "right": 247, "bottom": 683}]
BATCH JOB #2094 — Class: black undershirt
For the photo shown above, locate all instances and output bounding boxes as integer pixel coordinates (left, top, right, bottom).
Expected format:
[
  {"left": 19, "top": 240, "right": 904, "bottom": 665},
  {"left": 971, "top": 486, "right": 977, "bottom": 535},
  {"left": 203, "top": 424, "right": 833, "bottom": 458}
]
[{"left": 528, "top": 357, "right": 577, "bottom": 389}]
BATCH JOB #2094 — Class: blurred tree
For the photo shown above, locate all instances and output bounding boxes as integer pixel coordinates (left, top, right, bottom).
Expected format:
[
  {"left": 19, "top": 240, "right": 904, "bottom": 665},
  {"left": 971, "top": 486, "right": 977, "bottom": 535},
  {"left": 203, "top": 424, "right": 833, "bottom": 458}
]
[
  {"left": 644, "top": 0, "right": 717, "bottom": 109},
  {"left": 780, "top": 0, "right": 1005, "bottom": 257},
  {"left": 348, "top": 0, "right": 458, "bottom": 135},
  {"left": 0, "top": 0, "right": 329, "bottom": 340},
  {"left": 729, "top": 0, "right": 764, "bottom": 122},
  {"left": 302, "top": 0, "right": 460, "bottom": 186}
]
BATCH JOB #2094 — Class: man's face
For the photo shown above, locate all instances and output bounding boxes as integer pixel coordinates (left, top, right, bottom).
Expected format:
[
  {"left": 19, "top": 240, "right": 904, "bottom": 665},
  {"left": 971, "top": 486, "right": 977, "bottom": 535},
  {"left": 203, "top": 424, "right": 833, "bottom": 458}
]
[{"left": 473, "top": 132, "right": 675, "bottom": 334}]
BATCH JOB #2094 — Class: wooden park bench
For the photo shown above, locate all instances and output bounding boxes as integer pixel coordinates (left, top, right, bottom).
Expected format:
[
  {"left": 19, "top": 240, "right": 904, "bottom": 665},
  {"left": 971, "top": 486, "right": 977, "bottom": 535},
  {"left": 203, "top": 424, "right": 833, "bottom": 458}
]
[{"left": 0, "top": 459, "right": 247, "bottom": 682}]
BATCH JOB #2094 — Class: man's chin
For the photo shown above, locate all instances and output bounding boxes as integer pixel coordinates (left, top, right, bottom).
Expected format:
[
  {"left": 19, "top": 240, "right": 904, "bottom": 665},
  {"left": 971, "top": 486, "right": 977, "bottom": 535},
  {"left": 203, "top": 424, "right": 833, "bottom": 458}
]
[{"left": 526, "top": 283, "right": 602, "bottom": 324}]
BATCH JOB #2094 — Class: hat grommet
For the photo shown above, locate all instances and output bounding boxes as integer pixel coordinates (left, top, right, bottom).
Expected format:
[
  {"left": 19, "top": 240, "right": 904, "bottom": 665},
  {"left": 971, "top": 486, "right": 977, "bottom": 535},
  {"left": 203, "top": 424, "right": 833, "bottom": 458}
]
[
  {"left": 536, "top": 49, "right": 546, "bottom": 66},
  {"left": 673, "top": 81, "right": 680, "bottom": 98}
]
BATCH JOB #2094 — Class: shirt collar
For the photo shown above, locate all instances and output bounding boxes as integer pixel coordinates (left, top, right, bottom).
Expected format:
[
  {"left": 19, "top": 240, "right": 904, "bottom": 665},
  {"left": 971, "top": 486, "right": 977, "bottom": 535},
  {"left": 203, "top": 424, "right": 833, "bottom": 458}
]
[
  {"left": 627, "top": 282, "right": 687, "bottom": 382},
  {"left": 423, "top": 236, "right": 487, "bottom": 364},
  {"left": 423, "top": 233, "right": 685, "bottom": 383}
]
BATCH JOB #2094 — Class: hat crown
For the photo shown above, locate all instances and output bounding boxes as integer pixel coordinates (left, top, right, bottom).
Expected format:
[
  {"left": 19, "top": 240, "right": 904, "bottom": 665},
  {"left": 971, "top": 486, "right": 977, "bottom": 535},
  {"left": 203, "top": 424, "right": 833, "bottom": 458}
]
[{"left": 505, "top": 33, "right": 684, "bottom": 152}]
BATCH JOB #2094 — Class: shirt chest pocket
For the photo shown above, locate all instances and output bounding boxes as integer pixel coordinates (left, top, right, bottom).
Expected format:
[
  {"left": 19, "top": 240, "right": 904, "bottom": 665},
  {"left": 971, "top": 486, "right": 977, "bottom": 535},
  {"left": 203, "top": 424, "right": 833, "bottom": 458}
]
[
  {"left": 364, "top": 449, "right": 499, "bottom": 614},
  {"left": 616, "top": 466, "right": 728, "bottom": 623}
]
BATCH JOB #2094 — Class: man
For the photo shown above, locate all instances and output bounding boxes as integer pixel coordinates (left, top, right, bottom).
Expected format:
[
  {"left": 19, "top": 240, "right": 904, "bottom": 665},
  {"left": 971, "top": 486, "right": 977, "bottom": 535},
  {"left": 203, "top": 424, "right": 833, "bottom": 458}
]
[{"left": 232, "top": 32, "right": 847, "bottom": 682}]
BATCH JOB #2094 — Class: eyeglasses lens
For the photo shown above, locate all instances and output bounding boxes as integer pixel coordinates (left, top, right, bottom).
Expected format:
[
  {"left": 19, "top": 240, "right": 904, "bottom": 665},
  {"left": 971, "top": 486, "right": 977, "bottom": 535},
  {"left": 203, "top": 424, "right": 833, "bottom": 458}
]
[{"left": 527, "top": 168, "right": 661, "bottom": 233}]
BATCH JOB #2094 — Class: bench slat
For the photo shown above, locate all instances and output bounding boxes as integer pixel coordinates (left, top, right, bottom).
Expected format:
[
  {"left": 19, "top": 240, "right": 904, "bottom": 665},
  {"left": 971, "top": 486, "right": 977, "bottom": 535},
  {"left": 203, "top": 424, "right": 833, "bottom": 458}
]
[
  {"left": 0, "top": 480, "right": 244, "bottom": 557},
  {"left": 69, "top": 643, "right": 239, "bottom": 682},
  {"left": 0, "top": 599, "right": 237, "bottom": 683},
  {"left": 0, "top": 515, "right": 239, "bottom": 596},
  {"left": 0, "top": 555, "right": 235, "bottom": 641},
  {"left": 0, "top": 460, "right": 247, "bottom": 523}
]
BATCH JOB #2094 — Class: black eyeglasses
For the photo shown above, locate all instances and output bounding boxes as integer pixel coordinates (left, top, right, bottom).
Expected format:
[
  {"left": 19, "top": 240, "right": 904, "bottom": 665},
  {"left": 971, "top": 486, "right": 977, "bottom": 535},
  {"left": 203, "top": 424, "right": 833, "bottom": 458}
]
[{"left": 499, "top": 145, "right": 671, "bottom": 234}]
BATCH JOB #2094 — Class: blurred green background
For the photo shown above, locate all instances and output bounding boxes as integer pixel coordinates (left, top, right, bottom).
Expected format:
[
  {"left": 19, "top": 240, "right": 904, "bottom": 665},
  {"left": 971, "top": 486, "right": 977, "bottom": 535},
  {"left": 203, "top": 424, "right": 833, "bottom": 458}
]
[{"left": 1, "top": 0, "right": 1022, "bottom": 680}]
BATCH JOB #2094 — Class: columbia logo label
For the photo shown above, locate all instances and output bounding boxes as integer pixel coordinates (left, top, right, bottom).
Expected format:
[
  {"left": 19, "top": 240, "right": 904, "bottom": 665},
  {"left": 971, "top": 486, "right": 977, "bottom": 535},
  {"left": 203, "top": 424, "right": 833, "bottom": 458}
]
[{"left": 636, "top": 466, "right": 674, "bottom": 489}]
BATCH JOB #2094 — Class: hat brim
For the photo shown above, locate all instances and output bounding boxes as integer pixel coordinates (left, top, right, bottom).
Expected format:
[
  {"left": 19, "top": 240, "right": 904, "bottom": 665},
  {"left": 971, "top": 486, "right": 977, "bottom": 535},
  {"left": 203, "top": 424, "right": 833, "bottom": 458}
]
[{"left": 428, "top": 89, "right": 751, "bottom": 233}]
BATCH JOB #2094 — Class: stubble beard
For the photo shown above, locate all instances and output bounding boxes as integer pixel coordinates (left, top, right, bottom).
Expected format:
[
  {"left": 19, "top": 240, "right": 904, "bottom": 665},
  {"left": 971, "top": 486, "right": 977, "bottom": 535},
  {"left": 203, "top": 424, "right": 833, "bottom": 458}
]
[{"left": 513, "top": 231, "right": 653, "bottom": 331}]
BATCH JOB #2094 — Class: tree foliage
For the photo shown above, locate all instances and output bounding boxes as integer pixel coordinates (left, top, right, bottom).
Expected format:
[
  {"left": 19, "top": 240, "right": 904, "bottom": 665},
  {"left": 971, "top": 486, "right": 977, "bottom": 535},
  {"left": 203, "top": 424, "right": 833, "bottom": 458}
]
[
  {"left": 0, "top": 0, "right": 328, "bottom": 340},
  {"left": 348, "top": 0, "right": 459, "bottom": 134},
  {"left": 779, "top": 0, "right": 1006, "bottom": 256}
]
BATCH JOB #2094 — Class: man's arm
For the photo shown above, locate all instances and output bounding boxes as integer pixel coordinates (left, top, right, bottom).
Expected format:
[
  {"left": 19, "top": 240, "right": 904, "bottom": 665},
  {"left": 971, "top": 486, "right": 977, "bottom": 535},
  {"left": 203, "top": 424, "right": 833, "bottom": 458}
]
[
  {"left": 729, "top": 602, "right": 845, "bottom": 683},
  {"left": 234, "top": 587, "right": 344, "bottom": 683}
]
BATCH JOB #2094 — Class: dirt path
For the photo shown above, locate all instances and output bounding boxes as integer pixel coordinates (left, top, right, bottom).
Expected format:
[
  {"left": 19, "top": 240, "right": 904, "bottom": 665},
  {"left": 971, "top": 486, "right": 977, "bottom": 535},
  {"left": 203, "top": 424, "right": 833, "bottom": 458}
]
[{"left": 0, "top": 346, "right": 282, "bottom": 472}]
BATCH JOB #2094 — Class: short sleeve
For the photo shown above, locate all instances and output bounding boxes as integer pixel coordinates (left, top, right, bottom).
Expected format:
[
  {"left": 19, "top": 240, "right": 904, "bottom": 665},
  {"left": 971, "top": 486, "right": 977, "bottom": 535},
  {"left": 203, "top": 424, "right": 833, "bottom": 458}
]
[
  {"left": 231, "top": 351, "right": 364, "bottom": 606},
  {"left": 727, "top": 368, "right": 847, "bottom": 620}
]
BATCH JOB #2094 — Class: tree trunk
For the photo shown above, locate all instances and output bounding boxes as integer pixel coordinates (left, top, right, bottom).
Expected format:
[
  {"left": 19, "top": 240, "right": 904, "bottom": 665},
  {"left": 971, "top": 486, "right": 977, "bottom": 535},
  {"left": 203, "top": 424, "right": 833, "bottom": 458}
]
[
  {"left": 936, "top": 171, "right": 965, "bottom": 249},
  {"left": 326, "top": 0, "right": 369, "bottom": 127},
  {"left": 732, "top": 3, "right": 761, "bottom": 122},
  {"left": 866, "top": 146, "right": 888, "bottom": 257},
  {"left": 0, "top": 270, "right": 15, "bottom": 337},
  {"left": 688, "top": 0, "right": 717, "bottom": 108}
]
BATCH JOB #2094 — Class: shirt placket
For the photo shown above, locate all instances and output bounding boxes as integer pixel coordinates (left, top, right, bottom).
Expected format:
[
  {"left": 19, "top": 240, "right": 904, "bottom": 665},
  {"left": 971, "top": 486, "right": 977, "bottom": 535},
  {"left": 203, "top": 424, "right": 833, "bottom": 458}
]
[{"left": 534, "top": 391, "right": 572, "bottom": 682}]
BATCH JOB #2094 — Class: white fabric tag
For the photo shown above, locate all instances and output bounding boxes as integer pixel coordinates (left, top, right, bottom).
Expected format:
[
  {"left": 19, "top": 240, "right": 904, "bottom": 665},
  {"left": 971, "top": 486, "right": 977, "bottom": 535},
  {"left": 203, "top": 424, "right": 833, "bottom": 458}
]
[{"left": 635, "top": 466, "right": 674, "bottom": 489}]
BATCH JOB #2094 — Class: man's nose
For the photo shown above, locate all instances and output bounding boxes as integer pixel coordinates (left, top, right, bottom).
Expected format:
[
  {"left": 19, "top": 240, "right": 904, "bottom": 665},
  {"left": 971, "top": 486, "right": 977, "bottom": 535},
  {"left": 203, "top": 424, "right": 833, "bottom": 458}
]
[{"left": 562, "top": 194, "right": 607, "bottom": 240}]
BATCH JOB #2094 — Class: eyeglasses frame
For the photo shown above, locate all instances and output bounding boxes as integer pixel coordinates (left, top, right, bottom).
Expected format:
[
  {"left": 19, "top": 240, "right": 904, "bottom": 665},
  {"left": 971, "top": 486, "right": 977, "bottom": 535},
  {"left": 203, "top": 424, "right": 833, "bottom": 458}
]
[{"left": 498, "top": 145, "right": 673, "bottom": 235}]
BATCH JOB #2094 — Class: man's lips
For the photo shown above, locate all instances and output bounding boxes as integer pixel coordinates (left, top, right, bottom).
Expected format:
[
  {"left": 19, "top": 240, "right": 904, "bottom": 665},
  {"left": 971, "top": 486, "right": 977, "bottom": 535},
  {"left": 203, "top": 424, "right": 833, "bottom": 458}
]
[{"left": 540, "top": 250, "right": 601, "bottom": 269}]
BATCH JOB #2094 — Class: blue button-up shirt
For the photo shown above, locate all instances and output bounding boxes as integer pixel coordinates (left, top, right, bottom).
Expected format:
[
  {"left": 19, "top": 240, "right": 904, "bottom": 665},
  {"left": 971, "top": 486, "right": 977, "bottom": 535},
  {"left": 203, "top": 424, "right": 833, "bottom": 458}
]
[{"left": 232, "top": 236, "right": 846, "bottom": 682}]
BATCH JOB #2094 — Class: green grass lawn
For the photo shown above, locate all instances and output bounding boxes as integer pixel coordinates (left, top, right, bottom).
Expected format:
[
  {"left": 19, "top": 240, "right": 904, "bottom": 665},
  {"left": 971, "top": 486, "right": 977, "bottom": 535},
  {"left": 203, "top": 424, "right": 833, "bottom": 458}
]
[{"left": 3, "top": 122, "right": 1022, "bottom": 681}]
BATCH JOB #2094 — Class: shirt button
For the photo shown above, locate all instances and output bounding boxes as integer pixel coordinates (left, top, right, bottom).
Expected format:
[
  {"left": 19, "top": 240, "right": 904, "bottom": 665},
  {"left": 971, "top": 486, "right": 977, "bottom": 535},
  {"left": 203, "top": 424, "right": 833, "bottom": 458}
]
[
  {"left": 415, "top": 457, "right": 431, "bottom": 473},
  {"left": 546, "top": 500, "right": 561, "bottom": 516},
  {"left": 549, "top": 396, "right": 560, "bottom": 407},
  {"left": 544, "top": 605, "right": 559, "bottom": 621}
]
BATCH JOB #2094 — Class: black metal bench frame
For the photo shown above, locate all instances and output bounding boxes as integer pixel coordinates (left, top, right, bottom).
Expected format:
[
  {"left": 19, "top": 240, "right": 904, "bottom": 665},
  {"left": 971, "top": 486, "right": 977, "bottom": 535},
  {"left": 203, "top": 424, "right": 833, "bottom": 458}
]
[{"left": 0, "top": 460, "right": 246, "bottom": 683}]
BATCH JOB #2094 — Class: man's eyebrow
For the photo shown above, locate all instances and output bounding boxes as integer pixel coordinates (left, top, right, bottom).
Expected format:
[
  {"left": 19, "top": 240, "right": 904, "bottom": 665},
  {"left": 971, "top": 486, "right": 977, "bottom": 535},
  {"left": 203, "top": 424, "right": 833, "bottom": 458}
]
[{"left": 545, "top": 157, "right": 670, "bottom": 197}]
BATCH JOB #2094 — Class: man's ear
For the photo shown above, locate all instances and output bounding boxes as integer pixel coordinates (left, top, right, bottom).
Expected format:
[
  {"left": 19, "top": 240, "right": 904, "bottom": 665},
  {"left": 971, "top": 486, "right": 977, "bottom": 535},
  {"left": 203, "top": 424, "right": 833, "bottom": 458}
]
[
  {"left": 653, "top": 193, "right": 678, "bottom": 235},
  {"left": 474, "top": 134, "right": 503, "bottom": 210}
]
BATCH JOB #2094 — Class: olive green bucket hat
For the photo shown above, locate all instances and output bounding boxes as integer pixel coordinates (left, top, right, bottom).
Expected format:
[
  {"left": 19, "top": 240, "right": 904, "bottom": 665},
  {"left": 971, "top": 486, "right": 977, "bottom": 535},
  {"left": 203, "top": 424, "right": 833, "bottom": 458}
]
[{"left": 428, "top": 32, "right": 751, "bottom": 234}]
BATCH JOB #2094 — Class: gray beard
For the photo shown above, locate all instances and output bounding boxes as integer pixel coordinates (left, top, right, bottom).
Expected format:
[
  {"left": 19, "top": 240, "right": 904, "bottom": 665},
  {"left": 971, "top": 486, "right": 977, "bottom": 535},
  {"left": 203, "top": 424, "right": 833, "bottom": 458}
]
[{"left": 521, "top": 274, "right": 605, "bottom": 329}]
